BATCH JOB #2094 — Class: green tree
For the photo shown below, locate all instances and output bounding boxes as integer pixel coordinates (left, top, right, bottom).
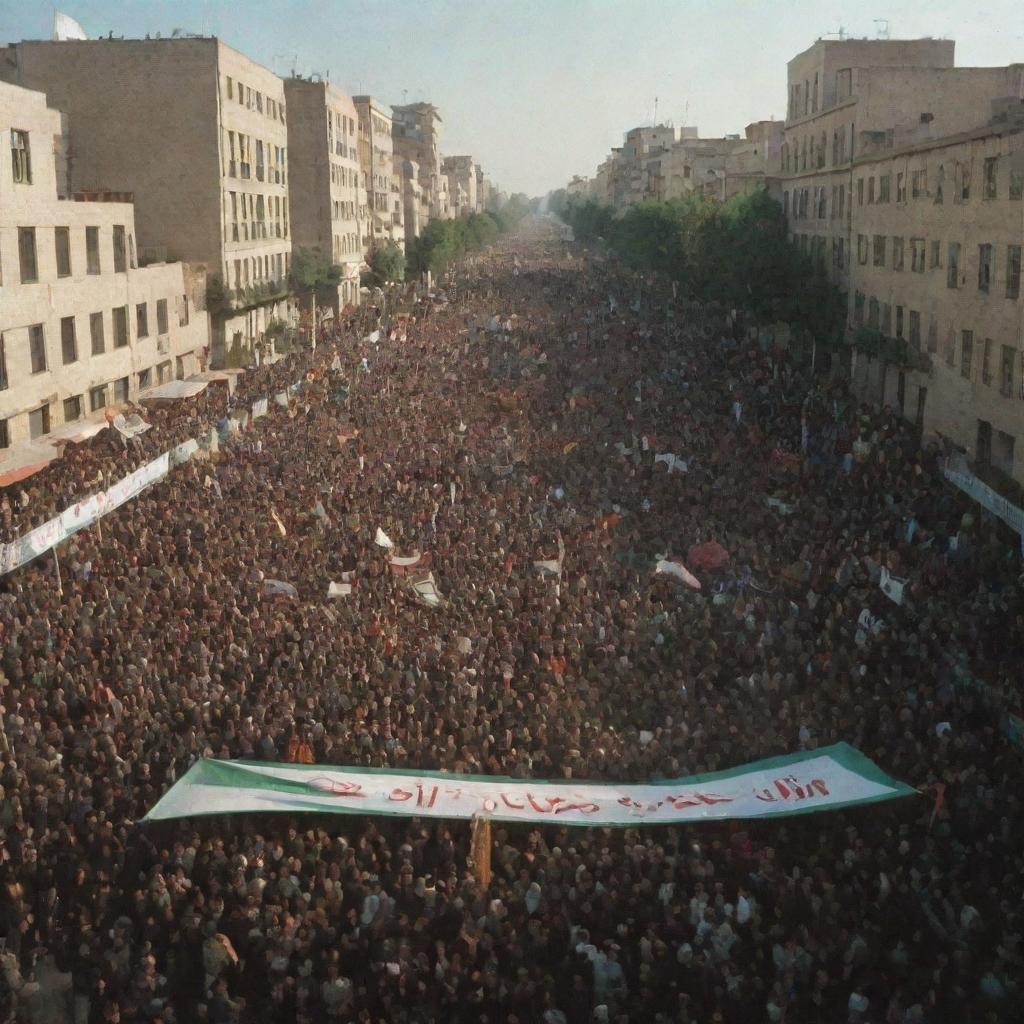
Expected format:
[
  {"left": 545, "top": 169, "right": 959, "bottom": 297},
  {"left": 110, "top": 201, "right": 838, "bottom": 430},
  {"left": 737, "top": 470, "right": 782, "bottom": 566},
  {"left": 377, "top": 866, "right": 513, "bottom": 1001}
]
[
  {"left": 291, "top": 246, "right": 343, "bottom": 293},
  {"left": 364, "top": 242, "right": 406, "bottom": 287}
]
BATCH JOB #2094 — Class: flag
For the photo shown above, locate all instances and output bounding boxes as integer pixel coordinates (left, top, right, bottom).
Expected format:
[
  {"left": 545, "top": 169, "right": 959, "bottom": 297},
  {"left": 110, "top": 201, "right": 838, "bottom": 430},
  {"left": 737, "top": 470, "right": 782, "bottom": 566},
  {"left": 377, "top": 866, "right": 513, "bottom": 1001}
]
[
  {"left": 655, "top": 559, "right": 701, "bottom": 589},
  {"left": 879, "top": 566, "right": 906, "bottom": 605},
  {"left": 374, "top": 527, "right": 394, "bottom": 549},
  {"left": 471, "top": 815, "right": 492, "bottom": 887},
  {"left": 271, "top": 509, "right": 287, "bottom": 537}
]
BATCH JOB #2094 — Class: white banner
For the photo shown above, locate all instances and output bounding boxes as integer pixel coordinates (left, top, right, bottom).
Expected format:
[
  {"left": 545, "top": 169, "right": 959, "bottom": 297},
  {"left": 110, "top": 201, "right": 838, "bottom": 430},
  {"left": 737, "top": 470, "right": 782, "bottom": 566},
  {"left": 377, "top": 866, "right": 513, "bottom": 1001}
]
[
  {"left": 144, "top": 743, "right": 914, "bottom": 825},
  {"left": 169, "top": 439, "right": 200, "bottom": 467},
  {"left": 252, "top": 397, "right": 269, "bottom": 420}
]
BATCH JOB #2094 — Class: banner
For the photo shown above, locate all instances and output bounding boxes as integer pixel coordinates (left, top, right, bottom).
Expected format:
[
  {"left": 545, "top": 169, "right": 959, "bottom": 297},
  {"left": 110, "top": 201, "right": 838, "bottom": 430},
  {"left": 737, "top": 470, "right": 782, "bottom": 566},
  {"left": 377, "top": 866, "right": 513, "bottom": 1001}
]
[
  {"left": 0, "top": 453, "right": 169, "bottom": 574},
  {"left": 944, "top": 464, "right": 1024, "bottom": 537},
  {"left": 112, "top": 413, "right": 152, "bottom": 439},
  {"left": 143, "top": 743, "right": 914, "bottom": 826},
  {"left": 252, "top": 398, "right": 268, "bottom": 420},
  {"left": 169, "top": 439, "right": 200, "bottom": 467}
]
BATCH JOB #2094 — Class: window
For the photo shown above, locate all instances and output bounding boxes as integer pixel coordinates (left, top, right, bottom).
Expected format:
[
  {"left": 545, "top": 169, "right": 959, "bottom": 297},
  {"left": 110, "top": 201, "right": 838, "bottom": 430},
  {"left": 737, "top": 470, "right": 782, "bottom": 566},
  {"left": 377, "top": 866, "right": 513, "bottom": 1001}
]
[
  {"left": 113, "top": 376, "right": 129, "bottom": 403},
  {"left": 89, "top": 385, "right": 107, "bottom": 412},
  {"left": 179, "top": 294, "right": 189, "bottom": 327},
  {"left": 896, "top": 172, "right": 906, "bottom": 202},
  {"left": 961, "top": 330, "right": 974, "bottom": 379},
  {"left": 63, "top": 395, "right": 82, "bottom": 422},
  {"left": 90, "top": 311, "right": 105, "bottom": 354},
  {"left": 930, "top": 240, "right": 941, "bottom": 269},
  {"left": 978, "top": 244, "right": 992, "bottom": 292},
  {"left": 945, "top": 329, "right": 956, "bottom": 367},
  {"left": 136, "top": 302, "right": 149, "bottom": 338},
  {"left": 909, "top": 311, "right": 921, "bottom": 349},
  {"left": 868, "top": 177, "right": 875, "bottom": 204},
  {"left": 1011, "top": 166, "right": 1023, "bottom": 201},
  {"left": 1000, "top": 345, "right": 1016, "bottom": 396},
  {"left": 29, "top": 323, "right": 46, "bottom": 373},
  {"left": 895, "top": 306, "right": 904, "bottom": 339},
  {"left": 226, "top": 76, "right": 233, "bottom": 99},
  {"left": 86, "top": 226, "right": 100, "bottom": 274},
  {"left": 60, "top": 315, "right": 77, "bottom": 364},
  {"left": 0, "top": 419, "right": 8, "bottom": 449},
  {"left": 28, "top": 404, "right": 50, "bottom": 440},
  {"left": 947, "top": 242, "right": 960, "bottom": 288},
  {"left": 837, "top": 237, "right": 845, "bottom": 268},
  {"left": 854, "top": 291, "right": 865, "bottom": 325},
  {"left": 892, "top": 236, "right": 905, "bottom": 271},
  {"left": 0, "top": 335, "right": 7, "bottom": 390},
  {"left": 927, "top": 318, "right": 938, "bottom": 354},
  {"left": 54, "top": 226, "right": 71, "bottom": 277},
  {"left": 18, "top": 227, "right": 37, "bottom": 283},
  {"left": 982, "top": 338, "right": 994, "bottom": 386},
  {"left": 1007, "top": 245, "right": 1021, "bottom": 299},
  {"left": 10, "top": 129, "right": 30, "bottom": 183},
  {"left": 113, "top": 306, "right": 129, "bottom": 348},
  {"left": 857, "top": 178, "right": 864, "bottom": 205},
  {"left": 935, "top": 164, "right": 944, "bottom": 203},
  {"left": 994, "top": 430, "right": 1015, "bottom": 475},
  {"left": 138, "top": 368, "right": 151, "bottom": 390},
  {"left": 837, "top": 184, "right": 845, "bottom": 218},
  {"left": 983, "top": 157, "right": 997, "bottom": 199},
  {"left": 912, "top": 169, "right": 927, "bottom": 197},
  {"left": 878, "top": 174, "right": 890, "bottom": 203},
  {"left": 911, "top": 238, "right": 926, "bottom": 273},
  {"left": 873, "top": 235, "right": 886, "bottom": 267},
  {"left": 958, "top": 161, "right": 971, "bottom": 201},
  {"left": 113, "top": 225, "right": 126, "bottom": 272},
  {"left": 156, "top": 298, "right": 168, "bottom": 335},
  {"left": 857, "top": 234, "right": 868, "bottom": 265},
  {"left": 867, "top": 297, "right": 880, "bottom": 328}
]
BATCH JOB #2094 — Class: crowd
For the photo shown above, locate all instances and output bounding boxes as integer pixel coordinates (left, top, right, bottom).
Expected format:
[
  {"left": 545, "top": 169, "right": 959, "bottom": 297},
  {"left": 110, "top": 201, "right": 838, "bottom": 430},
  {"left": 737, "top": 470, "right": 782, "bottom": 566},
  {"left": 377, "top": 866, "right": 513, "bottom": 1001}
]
[{"left": 0, "top": 224, "right": 1021, "bottom": 1024}]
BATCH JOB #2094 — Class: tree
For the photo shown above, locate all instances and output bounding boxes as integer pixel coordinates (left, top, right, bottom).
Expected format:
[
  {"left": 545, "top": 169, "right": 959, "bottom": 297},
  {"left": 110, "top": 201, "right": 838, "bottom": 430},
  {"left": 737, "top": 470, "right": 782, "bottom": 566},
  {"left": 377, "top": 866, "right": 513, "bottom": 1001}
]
[
  {"left": 291, "top": 246, "right": 343, "bottom": 293},
  {"left": 364, "top": 242, "right": 406, "bottom": 287}
]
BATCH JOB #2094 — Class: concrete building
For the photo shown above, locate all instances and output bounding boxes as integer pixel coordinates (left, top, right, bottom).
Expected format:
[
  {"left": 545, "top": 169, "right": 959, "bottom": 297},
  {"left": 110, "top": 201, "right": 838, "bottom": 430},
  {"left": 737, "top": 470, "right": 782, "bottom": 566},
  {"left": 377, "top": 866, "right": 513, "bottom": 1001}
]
[
  {"left": 392, "top": 102, "right": 446, "bottom": 223},
  {"left": 703, "top": 121, "right": 784, "bottom": 202},
  {"left": 0, "top": 36, "right": 296, "bottom": 367},
  {"left": 780, "top": 38, "right": 1024, "bottom": 298},
  {"left": 354, "top": 96, "right": 403, "bottom": 253},
  {"left": 398, "top": 157, "right": 424, "bottom": 248},
  {"left": 443, "top": 156, "right": 478, "bottom": 217},
  {"left": 284, "top": 77, "right": 362, "bottom": 309},
  {"left": 847, "top": 103, "right": 1024, "bottom": 480},
  {"left": 0, "top": 81, "right": 207, "bottom": 450},
  {"left": 660, "top": 135, "right": 743, "bottom": 202}
]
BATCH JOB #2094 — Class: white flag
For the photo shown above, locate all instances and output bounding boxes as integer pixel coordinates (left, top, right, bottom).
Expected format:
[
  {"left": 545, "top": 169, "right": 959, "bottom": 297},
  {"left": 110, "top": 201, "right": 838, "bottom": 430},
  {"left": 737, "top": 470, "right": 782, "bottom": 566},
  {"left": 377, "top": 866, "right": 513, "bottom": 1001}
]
[
  {"left": 374, "top": 527, "right": 394, "bottom": 549},
  {"left": 53, "top": 11, "right": 88, "bottom": 40},
  {"left": 655, "top": 559, "right": 701, "bottom": 590},
  {"left": 879, "top": 567, "right": 906, "bottom": 605}
]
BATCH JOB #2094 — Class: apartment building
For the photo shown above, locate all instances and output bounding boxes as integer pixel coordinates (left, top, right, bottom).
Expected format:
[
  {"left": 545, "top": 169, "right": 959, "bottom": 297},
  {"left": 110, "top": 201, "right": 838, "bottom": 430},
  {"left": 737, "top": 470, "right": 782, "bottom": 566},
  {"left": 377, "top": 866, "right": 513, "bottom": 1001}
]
[
  {"left": 660, "top": 135, "right": 742, "bottom": 202},
  {"left": 397, "top": 157, "right": 424, "bottom": 246},
  {"left": 354, "top": 96, "right": 404, "bottom": 253},
  {"left": 0, "top": 37, "right": 294, "bottom": 366},
  {"left": 849, "top": 108, "right": 1024, "bottom": 479},
  {"left": 702, "top": 121, "right": 784, "bottom": 202},
  {"left": 392, "top": 102, "right": 447, "bottom": 224},
  {"left": 442, "top": 156, "right": 478, "bottom": 217},
  {"left": 284, "top": 78, "right": 363, "bottom": 309},
  {"left": 0, "top": 81, "right": 207, "bottom": 449},
  {"left": 780, "top": 39, "right": 1024, "bottom": 298}
]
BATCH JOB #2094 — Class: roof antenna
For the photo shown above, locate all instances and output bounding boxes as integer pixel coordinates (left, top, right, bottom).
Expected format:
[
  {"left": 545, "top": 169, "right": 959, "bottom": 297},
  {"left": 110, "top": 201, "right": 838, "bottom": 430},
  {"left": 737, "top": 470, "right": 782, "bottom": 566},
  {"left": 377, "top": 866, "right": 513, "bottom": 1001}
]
[{"left": 653, "top": 96, "right": 659, "bottom": 125}]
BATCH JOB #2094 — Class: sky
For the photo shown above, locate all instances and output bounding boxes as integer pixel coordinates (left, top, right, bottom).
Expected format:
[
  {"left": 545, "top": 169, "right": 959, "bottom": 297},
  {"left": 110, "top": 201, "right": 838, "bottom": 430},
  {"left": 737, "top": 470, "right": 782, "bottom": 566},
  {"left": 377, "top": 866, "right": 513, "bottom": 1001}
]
[{"left": 1, "top": 1, "right": 1021, "bottom": 197}]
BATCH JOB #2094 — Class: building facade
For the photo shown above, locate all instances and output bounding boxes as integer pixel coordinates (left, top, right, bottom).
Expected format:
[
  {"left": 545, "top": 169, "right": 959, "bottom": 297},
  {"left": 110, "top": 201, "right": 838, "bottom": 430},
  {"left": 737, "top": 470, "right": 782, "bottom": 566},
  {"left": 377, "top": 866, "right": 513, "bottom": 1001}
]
[
  {"left": 0, "top": 81, "right": 208, "bottom": 449},
  {"left": 284, "top": 78, "right": 362, "bottom": 309},
  {"left": 442, "top": 156, "right": 478, "bottom": 217},
  {"left": 0, "top": 37, "right": 296, "bottom": 367},
  {"left": 392, "top": 102, "right": 447, "bottom": 224},
  {"left": 849, "top": 112, "right": 1024, "bottom": 478},
  {"left": 354, "top": 96, "right": 403, "bottom": 253}
]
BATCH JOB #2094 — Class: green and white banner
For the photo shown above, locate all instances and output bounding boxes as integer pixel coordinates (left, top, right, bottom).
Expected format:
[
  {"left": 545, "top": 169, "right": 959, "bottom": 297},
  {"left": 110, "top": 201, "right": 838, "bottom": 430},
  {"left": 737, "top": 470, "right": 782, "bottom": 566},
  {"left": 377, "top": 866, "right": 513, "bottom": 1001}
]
[{"left": 144, "top": 743, "right": 914, "bottom": 827}]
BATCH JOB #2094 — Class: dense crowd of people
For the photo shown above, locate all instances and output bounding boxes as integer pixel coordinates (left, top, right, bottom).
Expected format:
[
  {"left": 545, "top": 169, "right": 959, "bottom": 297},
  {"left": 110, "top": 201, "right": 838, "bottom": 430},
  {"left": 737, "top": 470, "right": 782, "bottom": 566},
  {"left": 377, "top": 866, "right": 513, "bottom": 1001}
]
[{"left": 0, "top": 224, "right": 1021, "bottom": 1024}]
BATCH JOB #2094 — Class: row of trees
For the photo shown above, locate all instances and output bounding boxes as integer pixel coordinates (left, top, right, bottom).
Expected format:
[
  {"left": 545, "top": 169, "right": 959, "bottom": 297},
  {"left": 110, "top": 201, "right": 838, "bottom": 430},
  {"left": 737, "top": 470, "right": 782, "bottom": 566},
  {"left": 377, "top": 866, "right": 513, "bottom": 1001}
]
[
  {"left": 406, "top": 194, "right": 532, "bottom": 278},
  {"left": 549, "top": 190, "right": 845, "bottom": 342}
]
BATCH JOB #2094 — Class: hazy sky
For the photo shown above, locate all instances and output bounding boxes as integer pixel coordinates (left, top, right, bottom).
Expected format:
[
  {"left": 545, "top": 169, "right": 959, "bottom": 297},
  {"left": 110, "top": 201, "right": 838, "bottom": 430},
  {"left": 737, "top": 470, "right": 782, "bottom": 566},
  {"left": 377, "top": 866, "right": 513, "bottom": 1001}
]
[{"left": 1, "top": 1, "right": 1020, "bottom": 196}]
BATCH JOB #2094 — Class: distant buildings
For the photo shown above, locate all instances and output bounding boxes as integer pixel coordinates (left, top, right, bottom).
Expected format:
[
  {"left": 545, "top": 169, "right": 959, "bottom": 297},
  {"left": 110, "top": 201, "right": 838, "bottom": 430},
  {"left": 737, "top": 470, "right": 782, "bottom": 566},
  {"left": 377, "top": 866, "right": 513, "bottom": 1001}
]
[
  {"left": 443, "top": 156, "right": 478, "bottom": 217},
  {"left": 0, "top": 80, "right": 208, "bottom": 449}
]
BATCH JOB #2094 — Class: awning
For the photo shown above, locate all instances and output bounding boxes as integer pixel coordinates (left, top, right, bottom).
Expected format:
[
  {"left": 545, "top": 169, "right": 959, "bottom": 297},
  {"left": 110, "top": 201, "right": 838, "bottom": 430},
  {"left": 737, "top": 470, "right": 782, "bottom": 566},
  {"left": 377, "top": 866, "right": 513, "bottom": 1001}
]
[
  {"left": 0, "top": 443, "right": 60, "bottom": 488},
  {"left": 139, "top": 380, "right": 209, "bottom": 403},
  {"left": 47, "top": 419, "right": 109, "bottom": 446}
]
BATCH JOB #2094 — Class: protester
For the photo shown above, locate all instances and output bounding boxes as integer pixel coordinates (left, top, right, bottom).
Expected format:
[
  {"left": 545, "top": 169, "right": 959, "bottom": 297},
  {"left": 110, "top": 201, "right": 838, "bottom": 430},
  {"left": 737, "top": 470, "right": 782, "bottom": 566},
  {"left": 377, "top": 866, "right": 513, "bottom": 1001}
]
[{"left": 0, "top": 224, "right": 1020, "bottom": 1024}]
